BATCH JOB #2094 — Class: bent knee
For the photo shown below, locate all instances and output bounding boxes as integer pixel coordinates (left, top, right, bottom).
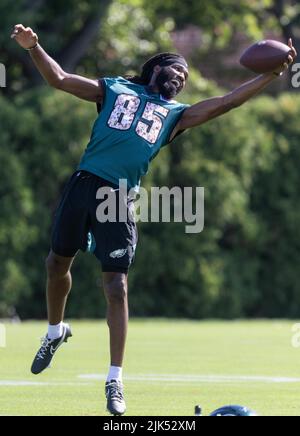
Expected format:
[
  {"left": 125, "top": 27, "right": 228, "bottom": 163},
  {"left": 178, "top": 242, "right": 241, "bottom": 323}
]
[
  {"left": 104, "top": 276, "right": 128, "bottom": 303},
  {"left": 46, "top": 252, "right": 73, "bottom": 278}
]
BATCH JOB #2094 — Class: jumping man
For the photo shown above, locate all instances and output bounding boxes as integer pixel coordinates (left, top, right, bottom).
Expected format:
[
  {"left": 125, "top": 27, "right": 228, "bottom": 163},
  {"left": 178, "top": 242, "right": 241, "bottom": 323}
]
[{"left": 11, "top": 24, "right": 297, "bottom": 416}]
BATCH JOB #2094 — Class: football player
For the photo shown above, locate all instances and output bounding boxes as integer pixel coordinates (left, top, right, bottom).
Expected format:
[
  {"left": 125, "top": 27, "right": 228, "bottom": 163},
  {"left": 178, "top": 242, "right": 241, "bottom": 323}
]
[{"left": 11, "top": 24, "right": 296, "bottom": 416}]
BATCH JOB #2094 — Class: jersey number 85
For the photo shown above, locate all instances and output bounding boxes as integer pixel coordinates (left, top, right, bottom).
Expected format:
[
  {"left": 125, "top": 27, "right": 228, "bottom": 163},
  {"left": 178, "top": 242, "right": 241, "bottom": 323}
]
[{"left": 108, "top": 94, "right": 169, "bottom": 145}]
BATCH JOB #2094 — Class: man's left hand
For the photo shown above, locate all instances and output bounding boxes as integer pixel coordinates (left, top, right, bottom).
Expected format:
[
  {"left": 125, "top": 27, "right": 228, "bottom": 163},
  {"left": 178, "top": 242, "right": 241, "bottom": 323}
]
[{"left": 273, "top": 38, "right": 297, "bottom": 76}]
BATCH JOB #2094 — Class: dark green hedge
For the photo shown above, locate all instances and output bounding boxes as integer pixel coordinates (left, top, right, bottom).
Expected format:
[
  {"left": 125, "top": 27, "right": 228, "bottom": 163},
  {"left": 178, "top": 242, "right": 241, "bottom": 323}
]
[{"left": 1, "top": 86, "right": 300, "bottom": 319}]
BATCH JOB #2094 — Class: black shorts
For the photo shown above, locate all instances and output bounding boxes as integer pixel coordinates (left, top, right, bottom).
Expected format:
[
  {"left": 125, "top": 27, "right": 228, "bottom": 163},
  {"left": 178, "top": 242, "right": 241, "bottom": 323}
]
[{"left": 51, "top": 171, "right": 138, "bottom": 273}]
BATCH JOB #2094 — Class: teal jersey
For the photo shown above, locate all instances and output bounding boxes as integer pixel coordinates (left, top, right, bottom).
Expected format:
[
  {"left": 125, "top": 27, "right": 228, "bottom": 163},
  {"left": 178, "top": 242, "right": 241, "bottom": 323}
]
[{"left": 78, "top": 77, "right": 189, "bottom": 190}]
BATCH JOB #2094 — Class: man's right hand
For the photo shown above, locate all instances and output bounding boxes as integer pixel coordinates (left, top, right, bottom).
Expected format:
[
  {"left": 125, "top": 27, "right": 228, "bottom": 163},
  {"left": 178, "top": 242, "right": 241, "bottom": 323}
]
[
  {"left": 11, "top": 24, "right": 38, "bottom": 49},
  {"left": 10, "top": 24, "right": 103, "bottom": 103}
]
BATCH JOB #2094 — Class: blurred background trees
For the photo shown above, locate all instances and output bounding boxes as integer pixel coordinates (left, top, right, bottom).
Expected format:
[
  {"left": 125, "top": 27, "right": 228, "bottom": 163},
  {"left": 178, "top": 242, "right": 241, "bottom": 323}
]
[{"left": 0, "top": 0, "right": 300, "bottom": 319}]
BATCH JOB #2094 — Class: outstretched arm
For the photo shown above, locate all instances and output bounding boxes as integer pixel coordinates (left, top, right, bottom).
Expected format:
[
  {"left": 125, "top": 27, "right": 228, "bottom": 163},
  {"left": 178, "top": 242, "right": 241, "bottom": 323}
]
[
  {"left": 176, "top": 39, "right": 297, "bottom": 131},
  {"left": 11, "top": 24, "right": 103, "bottom": 103}
]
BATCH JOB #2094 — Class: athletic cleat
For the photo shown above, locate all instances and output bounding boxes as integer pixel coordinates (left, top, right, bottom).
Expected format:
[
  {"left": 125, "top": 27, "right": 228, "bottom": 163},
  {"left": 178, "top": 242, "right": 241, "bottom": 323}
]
[
  {"left": 31, "top": 323, "right": 72, "bottom": 375},
  {"left": 106, "top": 379, "right": 126, "bottom": 416}
]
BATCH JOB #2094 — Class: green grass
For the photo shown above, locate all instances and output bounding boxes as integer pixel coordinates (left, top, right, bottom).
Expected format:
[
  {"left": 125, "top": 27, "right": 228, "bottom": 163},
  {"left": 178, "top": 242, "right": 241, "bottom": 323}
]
[{"left": 1, "top": 320, "right": 300, "bottom": 416}]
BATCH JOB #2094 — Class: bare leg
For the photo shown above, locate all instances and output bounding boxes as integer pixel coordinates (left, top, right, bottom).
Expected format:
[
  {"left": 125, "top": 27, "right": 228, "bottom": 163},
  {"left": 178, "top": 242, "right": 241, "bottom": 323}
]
[
  {"left": 46, "top": 250, "right": 75, "bottom": 325},
  {"left": 103, "top": 272, "right": 128, "bottom": 367}
]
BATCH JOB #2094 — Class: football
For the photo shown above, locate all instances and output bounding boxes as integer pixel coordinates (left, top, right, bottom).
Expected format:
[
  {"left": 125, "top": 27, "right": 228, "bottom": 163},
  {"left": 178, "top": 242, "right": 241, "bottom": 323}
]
[{"left": 240, "top": 40, "right": 292, "bottom": 74}]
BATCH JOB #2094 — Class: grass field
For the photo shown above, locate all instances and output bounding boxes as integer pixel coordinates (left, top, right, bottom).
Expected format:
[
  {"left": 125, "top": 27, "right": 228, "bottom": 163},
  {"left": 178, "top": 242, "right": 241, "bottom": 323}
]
[{"left": 1, "top": 319, "right": 300, "bottom": 416}]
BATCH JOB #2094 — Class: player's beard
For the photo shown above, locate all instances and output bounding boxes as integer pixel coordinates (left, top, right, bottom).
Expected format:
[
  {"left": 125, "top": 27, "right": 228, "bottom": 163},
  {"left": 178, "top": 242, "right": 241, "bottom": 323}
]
[{"left": 155, "top": 67, "right": 183, "bottom": 100}]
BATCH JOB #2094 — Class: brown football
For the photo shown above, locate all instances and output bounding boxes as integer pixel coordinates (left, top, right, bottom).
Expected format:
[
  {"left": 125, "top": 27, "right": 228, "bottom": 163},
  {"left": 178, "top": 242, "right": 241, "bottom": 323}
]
[{"left": 240, "top": 40, "right": 292, "bottom": 74}]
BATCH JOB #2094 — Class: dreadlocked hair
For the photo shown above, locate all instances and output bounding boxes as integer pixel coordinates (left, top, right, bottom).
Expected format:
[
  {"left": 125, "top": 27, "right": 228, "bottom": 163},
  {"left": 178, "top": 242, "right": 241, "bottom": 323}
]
[{"left": 125, "top": 52, "right": 188, "bottom": 85}]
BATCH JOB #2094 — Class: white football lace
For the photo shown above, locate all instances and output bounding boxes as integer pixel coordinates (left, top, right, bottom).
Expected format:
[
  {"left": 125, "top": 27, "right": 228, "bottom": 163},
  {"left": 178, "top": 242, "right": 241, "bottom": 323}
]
[
  {"left": 107, "top": 382, "right": 124, "bottom": 401},
  {"left": 37, "top": 336, "right": 52, "bottom": 360}
]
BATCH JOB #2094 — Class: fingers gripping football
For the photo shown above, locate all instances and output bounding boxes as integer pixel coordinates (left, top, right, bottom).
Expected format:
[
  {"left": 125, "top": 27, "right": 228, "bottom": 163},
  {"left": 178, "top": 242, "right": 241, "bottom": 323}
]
[
  {"left": 11, "top": 24, "right": 38, "bottom": 49},
  {"left": 287, "top": 38, "right": 297, "bottom": 64},
  {"left": 275, "top": 38, "right": 298, "bottom": 74}
]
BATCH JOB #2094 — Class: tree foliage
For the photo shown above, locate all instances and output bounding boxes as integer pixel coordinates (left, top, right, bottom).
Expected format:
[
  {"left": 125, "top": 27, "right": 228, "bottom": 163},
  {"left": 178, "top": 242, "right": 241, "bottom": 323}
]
[
  {"left": 1, "top": 0, "right": 300, "bottom": 319},
  {"left": 1, "top": 81, "right": 300, "bottom": 319},
  {"left": 2, "top": 0, "right": 299, "bottom": 95}
]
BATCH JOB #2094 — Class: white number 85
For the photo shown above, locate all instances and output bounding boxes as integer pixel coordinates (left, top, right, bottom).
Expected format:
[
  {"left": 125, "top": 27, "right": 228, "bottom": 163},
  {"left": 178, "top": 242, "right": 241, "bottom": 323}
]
[{"left": 108, "top": 94, "right": 169, "bottom": 145}]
